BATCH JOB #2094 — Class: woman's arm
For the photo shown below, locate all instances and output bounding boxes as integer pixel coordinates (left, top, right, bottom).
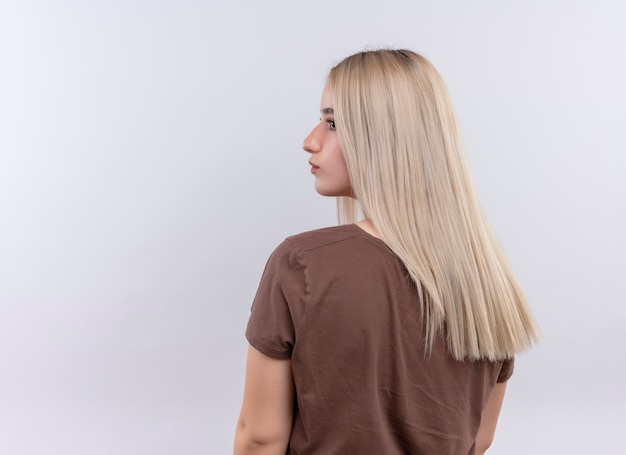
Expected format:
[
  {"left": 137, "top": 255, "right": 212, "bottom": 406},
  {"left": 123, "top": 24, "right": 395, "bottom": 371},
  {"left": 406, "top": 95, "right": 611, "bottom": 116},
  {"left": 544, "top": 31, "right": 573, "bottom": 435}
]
[
  {"left": 233, "top": 345, "right": 294, "bottom": 455},
  {"left": 475, "top": 381, "right": 507, "bottom": 454}
]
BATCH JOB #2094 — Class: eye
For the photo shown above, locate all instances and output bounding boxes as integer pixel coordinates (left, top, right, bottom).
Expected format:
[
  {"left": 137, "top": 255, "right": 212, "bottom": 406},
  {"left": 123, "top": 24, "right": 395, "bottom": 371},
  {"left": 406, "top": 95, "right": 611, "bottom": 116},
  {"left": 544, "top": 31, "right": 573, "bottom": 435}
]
[{"left": 326, "top": 120, "right": 336, "bottom": 130}]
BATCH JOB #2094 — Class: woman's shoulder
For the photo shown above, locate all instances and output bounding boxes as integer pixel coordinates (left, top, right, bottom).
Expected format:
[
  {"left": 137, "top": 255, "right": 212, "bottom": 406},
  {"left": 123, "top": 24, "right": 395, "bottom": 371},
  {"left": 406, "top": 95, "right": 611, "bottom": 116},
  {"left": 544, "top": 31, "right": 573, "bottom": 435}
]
[
  {"left": 262, "top": 225, "right": 362, "bottom": 271},
  {"left": 276, "top": 224, "right": 359, "bottom": 253},
  {"left": 285, "top": 224, "right": 360, "bottom": 250},
  {"left": 279, "top": 224, "right": 393, "bottom": 259}
]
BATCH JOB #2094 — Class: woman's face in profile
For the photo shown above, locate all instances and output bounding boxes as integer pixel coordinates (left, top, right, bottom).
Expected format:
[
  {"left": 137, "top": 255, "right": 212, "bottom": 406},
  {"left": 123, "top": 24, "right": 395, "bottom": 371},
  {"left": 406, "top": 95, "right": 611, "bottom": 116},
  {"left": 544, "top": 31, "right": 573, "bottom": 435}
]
[{"left": 302, "top": 83, "right": 352, "bottom": 197}]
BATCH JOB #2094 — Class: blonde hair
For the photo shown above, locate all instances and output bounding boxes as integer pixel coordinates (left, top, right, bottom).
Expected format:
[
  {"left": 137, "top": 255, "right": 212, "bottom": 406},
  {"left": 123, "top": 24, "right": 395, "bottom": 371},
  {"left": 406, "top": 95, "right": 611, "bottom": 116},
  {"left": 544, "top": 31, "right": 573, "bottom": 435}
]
[{"left": 329, "top": 49, "right": 539, "bottom": 361}]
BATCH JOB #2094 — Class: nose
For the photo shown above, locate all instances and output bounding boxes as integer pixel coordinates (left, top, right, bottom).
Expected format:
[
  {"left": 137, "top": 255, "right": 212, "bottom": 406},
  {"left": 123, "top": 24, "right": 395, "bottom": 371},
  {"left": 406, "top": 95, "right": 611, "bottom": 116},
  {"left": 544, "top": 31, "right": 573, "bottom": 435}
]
[{"left": 302, "top": 125, "right": 321, "bottom": 154}]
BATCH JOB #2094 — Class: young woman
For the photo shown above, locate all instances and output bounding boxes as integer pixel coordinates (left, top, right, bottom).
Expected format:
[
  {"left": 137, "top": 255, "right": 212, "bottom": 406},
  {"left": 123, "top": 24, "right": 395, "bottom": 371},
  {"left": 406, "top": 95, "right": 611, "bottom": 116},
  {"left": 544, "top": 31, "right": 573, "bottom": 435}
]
[{"left": 234, "top": 49, "right": 539, "bottom": 455}]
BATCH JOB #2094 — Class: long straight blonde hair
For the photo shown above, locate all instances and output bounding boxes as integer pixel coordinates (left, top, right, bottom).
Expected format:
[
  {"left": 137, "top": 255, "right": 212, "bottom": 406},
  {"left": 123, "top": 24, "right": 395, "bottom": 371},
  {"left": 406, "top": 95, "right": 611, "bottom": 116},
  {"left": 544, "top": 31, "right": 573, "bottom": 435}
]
[{"left": 329, "top": 49, "right": 539, "bottom": 361}]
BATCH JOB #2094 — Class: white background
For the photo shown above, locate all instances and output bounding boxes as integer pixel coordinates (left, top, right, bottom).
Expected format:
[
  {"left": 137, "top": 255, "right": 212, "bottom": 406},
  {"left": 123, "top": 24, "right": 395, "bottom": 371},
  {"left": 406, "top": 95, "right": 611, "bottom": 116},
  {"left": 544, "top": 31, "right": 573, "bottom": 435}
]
[{"left": 1, "top": 1, "right": 624, "bottom": 453}]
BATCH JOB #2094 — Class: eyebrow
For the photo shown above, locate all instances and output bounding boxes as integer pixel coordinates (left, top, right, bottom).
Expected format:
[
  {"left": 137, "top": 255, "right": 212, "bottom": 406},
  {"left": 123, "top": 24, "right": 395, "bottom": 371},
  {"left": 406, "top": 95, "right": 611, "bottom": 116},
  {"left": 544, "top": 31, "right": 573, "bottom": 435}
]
[{"left": 320, "top": 108, "right": 334, "bottom": 115}]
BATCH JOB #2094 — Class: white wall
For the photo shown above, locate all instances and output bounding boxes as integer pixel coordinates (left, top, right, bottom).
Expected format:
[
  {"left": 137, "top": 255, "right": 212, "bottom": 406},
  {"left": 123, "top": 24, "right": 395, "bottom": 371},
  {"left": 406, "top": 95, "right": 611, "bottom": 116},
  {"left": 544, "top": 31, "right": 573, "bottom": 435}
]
[{"left": 0, "top": 1, "right": 624, "bottom": 453}]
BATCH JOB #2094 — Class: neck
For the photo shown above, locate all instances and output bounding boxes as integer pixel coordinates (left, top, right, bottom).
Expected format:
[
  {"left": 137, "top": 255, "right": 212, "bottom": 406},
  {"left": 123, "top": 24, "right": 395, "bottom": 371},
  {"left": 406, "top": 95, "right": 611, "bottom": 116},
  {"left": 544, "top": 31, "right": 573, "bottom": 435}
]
[{"left": 356, "top": 219, "right": 381, "bottom": 239}]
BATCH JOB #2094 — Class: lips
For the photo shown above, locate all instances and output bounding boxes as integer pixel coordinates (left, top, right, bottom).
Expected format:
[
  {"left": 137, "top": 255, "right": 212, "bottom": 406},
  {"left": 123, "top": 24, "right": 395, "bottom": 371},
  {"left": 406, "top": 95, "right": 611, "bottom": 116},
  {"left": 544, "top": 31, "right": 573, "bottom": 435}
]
[{"left": 309, "top": 161, "right": 320, "bottom": 174}]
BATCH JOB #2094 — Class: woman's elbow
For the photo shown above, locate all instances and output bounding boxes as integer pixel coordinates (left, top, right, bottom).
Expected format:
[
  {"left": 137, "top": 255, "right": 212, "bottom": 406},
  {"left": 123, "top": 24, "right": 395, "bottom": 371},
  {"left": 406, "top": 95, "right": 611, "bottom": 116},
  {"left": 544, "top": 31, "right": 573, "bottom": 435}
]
[
  {"left": 475, "top": 435, "right": 494, "bottom": 455},
  {"left": 234, "top": 418, "right": 290, "bottom": 455}
]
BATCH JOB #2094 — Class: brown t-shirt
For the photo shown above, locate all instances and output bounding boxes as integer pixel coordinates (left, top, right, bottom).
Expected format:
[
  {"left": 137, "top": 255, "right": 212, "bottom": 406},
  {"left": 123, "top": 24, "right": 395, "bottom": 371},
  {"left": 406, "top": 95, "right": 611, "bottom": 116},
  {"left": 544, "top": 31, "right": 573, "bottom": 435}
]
[{"left": 246, "top": 224, "right": 513, "bottom": 455}]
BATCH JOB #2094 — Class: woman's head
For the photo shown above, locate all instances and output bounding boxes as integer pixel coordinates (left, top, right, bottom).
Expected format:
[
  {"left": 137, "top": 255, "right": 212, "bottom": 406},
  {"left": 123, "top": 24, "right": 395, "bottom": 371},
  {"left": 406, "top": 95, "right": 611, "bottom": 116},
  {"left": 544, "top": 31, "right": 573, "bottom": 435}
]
[{"left": 326, "top": 49, "right": 466, "bottom": 226}]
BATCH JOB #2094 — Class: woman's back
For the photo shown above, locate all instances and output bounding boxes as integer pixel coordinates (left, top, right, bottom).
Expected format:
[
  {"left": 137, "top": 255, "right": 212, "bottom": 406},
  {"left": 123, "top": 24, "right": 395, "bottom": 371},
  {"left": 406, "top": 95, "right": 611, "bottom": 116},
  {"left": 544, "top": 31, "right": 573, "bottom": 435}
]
[{"left": 246, "top": 224, "right": 512, "bottom": 454}]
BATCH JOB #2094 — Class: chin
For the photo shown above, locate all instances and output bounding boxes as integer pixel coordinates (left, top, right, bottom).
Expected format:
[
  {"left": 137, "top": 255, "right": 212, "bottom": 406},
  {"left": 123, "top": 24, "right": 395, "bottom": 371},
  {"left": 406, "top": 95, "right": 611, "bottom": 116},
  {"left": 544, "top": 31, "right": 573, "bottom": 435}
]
[
  {"left": 314, "top": 180, "right": 352, "bottom": 197},
  {"left": 315, "top": 187, "right": 352, "bottom": 197}
]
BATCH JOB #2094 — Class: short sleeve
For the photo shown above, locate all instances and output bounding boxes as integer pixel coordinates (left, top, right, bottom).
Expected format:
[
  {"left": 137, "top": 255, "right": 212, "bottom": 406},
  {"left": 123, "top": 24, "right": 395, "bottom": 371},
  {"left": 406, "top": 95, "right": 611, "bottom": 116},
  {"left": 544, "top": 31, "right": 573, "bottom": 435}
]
[
  {"left": 497, "top": 357, "right": 515, "bottom": 383},
  {"left": 245, "top": 239, "right": 306, "bottom": 360}
]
